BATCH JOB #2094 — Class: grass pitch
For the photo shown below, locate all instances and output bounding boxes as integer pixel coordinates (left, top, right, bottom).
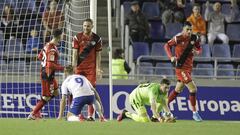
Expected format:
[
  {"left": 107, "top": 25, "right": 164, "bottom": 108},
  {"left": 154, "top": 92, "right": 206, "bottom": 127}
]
[{"left": 0, "top": 118, "right": 239, "bottom": 135}]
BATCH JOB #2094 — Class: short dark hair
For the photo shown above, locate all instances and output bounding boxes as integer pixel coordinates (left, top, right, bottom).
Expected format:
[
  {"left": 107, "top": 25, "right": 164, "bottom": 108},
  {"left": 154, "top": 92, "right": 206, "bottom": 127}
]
[
  {"left": 113, "top": 48, "right": 124, "bottom": 59},
  {"left": 83, "top": 18, "right": 93, "bottom": 24},
  {"left": 160, "top": 78, "right": 171, "bottom": 85},
  {"left": 53, "top": 29, "right": 62, "bottom": 38},
  {"left": 184, "top": 21, "right": 192, "bottom": 27}
]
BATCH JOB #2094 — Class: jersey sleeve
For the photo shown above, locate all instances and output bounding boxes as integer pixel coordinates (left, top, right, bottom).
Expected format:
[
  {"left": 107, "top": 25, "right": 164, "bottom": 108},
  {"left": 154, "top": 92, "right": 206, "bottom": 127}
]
[
  {"left": 164, "top": 37, "right": 177, "bottom": 59},
  {"left": 38, "top": 50, "right": 43, "bottom": 61},
  {"left": 61, "top": 80, "right": 68, "bottom": 95},
  {"left": 72, "top": 35, "right": 79, "bottom": 49},
  {"left": 95, "top": 37, "right": 102, "bottom": 52}
]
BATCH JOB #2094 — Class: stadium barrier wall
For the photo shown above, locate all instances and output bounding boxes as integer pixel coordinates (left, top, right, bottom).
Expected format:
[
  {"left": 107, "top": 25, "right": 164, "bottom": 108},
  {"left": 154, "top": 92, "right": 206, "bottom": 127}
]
[{"left": 0, "top": 83, "right": 239, "bottom": 120}]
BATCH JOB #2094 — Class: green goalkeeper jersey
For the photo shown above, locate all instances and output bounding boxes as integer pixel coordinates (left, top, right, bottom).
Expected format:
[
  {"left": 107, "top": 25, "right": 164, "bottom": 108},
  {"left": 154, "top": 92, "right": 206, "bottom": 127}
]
[{"left": 129, "top": 83, "right": 168, "bottom": 107}]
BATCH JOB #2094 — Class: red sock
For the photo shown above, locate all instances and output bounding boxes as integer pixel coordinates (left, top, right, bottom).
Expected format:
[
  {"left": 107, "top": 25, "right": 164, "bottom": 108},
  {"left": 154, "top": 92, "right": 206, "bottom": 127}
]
[
  {"left": 189, "top": 93, "right": 196, "bottom": 112},
  {"left": 168, "top": 90, "right": 179, "bottom": 104},
  {"left": 32, "top": 99, "right": 47, "bottom": 115},
  {"left": 88, "top": 104, "right": 94, "bottom": 117}
]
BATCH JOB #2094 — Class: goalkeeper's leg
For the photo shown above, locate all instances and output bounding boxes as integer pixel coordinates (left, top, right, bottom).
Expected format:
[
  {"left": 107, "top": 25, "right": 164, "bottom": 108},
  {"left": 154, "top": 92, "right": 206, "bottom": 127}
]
[{"left": 125, "top": 106, "right": 150, "bottom": 122}]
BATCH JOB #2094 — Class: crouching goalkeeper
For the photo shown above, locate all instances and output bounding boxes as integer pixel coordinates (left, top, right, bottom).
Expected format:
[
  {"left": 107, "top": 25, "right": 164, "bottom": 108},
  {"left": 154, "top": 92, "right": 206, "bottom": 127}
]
[{"left": 117, "top": 78, "right": 176, "bottom": 123}]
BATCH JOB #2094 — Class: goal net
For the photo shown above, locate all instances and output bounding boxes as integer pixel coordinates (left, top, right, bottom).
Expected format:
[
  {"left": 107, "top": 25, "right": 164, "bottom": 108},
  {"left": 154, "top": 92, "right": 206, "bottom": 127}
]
[{"left": 0, "top": 0, "right": 90, "bottom": 118}]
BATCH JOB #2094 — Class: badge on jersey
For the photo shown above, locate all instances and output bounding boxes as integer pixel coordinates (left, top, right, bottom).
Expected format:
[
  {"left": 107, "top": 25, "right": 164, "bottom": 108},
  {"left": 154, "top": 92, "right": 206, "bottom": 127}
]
[{"left": 50, "top": 54, "right": 55, "bottom": 61}]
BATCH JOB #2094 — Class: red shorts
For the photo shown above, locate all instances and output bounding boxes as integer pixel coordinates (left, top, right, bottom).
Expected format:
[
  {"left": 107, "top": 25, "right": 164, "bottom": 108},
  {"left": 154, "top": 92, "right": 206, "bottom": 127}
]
[
  {"left": 75, "top": 70, "right": 96, "bottom": 87},
  {"left": 41, "top": 78, "right": 58, "bottom": 97},
  {"left": 175, "top": 69, "right": 192, "bottom": 84}
]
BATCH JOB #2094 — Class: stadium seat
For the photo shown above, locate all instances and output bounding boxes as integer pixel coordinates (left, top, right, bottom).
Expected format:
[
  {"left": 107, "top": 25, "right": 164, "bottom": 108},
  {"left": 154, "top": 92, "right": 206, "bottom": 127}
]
[
  {"left": 138, "top": 62, "right": 154, "bottom": 75},
  {"left": 193, "top": 64, "right": 214, "bottom": 78},
  {"left": 132, "top": 42, "right": 150, "bottom": 62},
  {"left": 149, "top": 20, "right": 165, "bottom": 40},
  {"left": 151, "top": 42, "right": 167, "bottom": 57},
  {"left": 217, "top": 64, "right": 235, "bottom": 79},
  {"left": 123, "top": 1, "right": 131, "bottom": 15},
  {"left": 211, "top": 44, "right": 231, "bottom": 62},
  {"left": 232, "top": 44, "right": 240, "bottom": 62},
  {"left": 5, "top": 39, "right": 24, "bottom": 55},
  {"left": 142, "top": 2, "right": 160, "bottom": 20},
  {"left": 155, "top": 62, "right": 174, "bottom": 76},
  {"left": 226, "top": 23, "right": 240, "bottom": 42},
  {"left": 164, "top": 22, "right": 183, "bottom": 39},
  {"left": 221, "top": 3, "right": 231, "bottom": 15},
  {"left": 236, "top": 65, "right": 240, "bottom": 80},
  {"left": 29, "top": 61, "right": 41, "bottom": 73},
  {"left": 184, "top": 3, "right": 193, "bottom": 18},
  {"left": 8, "top": 60, "right": 27, "bottom": 73},
  {"left": 195, "top": 44, "right": 211, "bottom": 62}
]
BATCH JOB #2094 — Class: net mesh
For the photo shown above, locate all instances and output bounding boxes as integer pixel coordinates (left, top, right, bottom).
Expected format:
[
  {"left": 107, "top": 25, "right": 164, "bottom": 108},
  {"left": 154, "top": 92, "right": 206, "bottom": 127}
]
[{"left": 0, "top": 0, "right": 90, "bottom": 118}]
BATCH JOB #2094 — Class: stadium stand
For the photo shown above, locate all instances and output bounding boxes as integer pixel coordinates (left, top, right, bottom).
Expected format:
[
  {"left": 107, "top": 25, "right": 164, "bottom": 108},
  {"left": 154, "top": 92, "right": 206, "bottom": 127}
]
[
  {"left": 226, "top": 23, "right": 240, "bottom": 42},
  {"left": 149, "top": 20, "right": 165, "bottom": 41},
  {"left": 150, "top": 42, "right": 167, "bottom": 57},
  {"left": 217, "top": 64, "right": 235, "bottom": 79},
  {"left": 195, "top": 44, "right": 211, "bottom": 62},
  {"left": 132, "top": 42, "right": 150, "bottom": 61},
  {"left": 211, "top": 44, "right": 231, "bottom": 62},
  {"left": 164, "top": 22, "right": 183, "bottom": 39},
  {"left": 155, "top": 62, "right": 174, "bottom": 76},
  {"left": 138, "top": 62, "right": 154, "bottom": 75},
  {"left": 193, "top": 64, "right": 214, "bottom": 78},
  {"left": 141, "top": 2, "right": 160, "bottom": 20}
]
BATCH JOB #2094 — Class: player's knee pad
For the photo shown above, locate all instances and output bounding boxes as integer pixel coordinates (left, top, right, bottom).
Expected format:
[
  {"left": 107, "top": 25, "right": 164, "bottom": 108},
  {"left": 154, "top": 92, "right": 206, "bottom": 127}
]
[{"left": 42, "top": 96, "right": 51, "bottom": 102}]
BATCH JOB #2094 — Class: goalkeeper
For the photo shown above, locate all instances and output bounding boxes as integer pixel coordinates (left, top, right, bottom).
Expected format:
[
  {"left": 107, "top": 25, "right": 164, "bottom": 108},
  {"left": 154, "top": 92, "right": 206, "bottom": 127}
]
[{"left": 117, "top": 78, "right": 175, "bottom": 123}]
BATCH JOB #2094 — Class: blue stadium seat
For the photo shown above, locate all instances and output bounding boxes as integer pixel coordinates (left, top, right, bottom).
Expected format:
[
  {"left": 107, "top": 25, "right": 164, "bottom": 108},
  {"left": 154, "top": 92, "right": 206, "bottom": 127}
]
[
  {"left": 193, "top": 64, "right": 214, "bottom": 78},
  {"left": 232, "top": 44, "right": 240, "bottom": 62},
  {"left": 29, "top": 61, "right": 41, "bottom": 73},
  {"left": 8, "top": 60, "right": 27, "bottom": 73},
  {"left": 164, "top": 22, "right": 183, "bottom": 39},
  {"left": 123, "top": 1, "right": 131, "bottom": 15},
  {"left": 149, "top": 20, "right": 165, "bottom": 40},
  {"left": 236, "top": 65, "right": 240, "bottom": 80},
  {"left": 217, "top": 64, "right": 235, "bottom": 78},
  {"left": 226, "top": 23, "right": 240, "bottom": 42},
  {"left": 132, "top": 42, "right": 150, "bottom": 61},
  {"left": 221, "top": 3, "right": 231, "bottom": 15},
  {"left": 138, "top": 62, "right": 154, "bottom": 75},
  {"left": 142, "top": 2, "right": 160, "bottom": 20},
  {"left": 5, "top": 39, "right": 24, "bottom": 55},
  {"left": 195, "top": 44, "right": 211, "bottom": 62},
  {"left": 184, "top": 3, "right": 193, "bottom": 18},
  {"left": 211, "top": 44, "right": 231, "bottom": 62},
  {"left": 151, "top": 42, "right": 167, "bottom": 57},
  {"left": 155, "top": 62, "right": 174, "bottom": 76}
]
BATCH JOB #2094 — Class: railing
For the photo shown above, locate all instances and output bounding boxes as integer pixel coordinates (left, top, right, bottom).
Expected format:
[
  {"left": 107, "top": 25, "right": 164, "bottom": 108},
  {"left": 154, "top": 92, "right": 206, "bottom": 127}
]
[{"left": 135, "top": 55, "right": 240, "bottom": 80}]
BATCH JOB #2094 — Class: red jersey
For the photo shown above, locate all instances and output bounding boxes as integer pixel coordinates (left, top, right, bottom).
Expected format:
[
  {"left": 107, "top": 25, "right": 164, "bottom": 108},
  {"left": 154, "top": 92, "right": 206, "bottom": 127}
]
[
  {"left": 72, "top": 32, "right": 102, "bottom": 73},
  {"left": 38, "top": 42, "right": 64, "bottom": 81},
  {"left": 164, "top": 33, "right": 202, "bottom": 71}
]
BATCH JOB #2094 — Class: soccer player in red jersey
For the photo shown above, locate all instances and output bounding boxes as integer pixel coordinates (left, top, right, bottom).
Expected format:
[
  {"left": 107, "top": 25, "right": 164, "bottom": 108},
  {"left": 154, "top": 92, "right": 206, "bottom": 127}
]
[
  {"left": 72, "top": 18, "right": 103, "bottom": 121},
  {"left": 27, "top": 29, "right": 64, "bottom": 120},
  {"left": 164, "top": 22, "right": 203, "bottom": 122}
]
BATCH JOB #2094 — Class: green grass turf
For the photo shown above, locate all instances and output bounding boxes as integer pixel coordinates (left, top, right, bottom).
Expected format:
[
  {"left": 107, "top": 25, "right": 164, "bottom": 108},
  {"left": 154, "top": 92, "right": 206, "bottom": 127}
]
[{"left": 0, "top": 118, "right": 239, "bottom": 135}]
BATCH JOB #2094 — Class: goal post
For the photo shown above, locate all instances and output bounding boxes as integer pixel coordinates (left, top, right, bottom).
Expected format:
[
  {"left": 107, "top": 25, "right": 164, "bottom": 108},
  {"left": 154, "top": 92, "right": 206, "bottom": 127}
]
[{"left": 0, "top": 0, "right": 92, "bottom": 118}]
